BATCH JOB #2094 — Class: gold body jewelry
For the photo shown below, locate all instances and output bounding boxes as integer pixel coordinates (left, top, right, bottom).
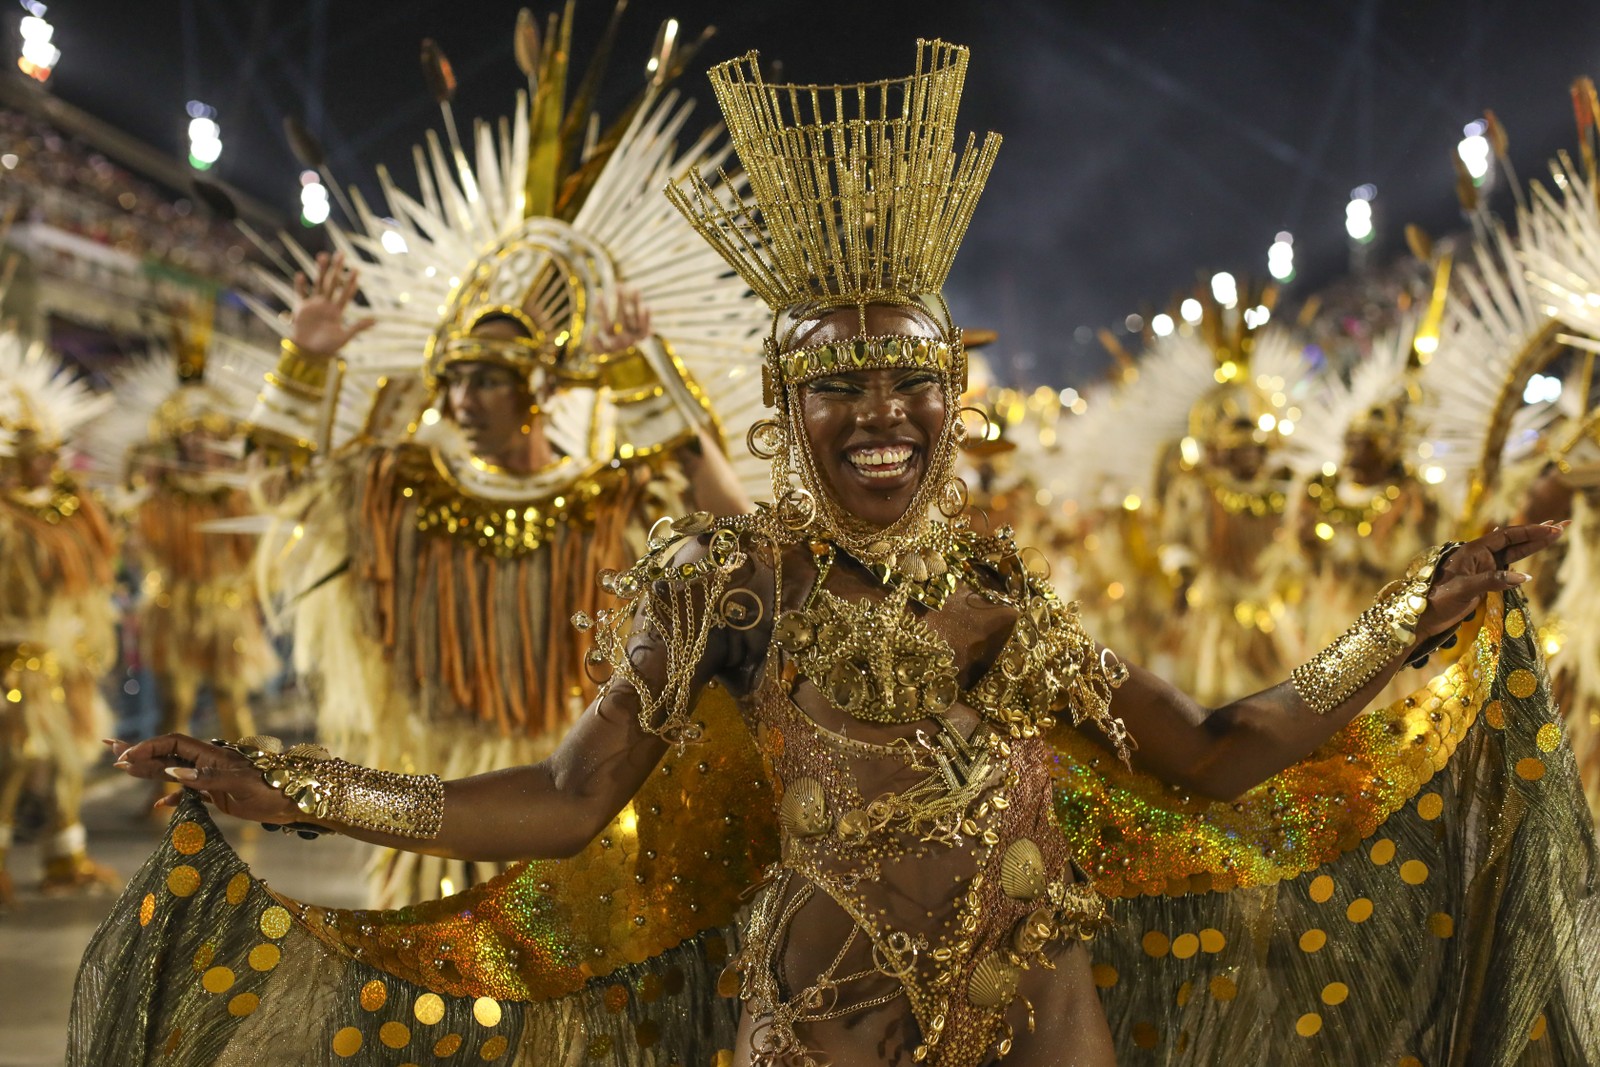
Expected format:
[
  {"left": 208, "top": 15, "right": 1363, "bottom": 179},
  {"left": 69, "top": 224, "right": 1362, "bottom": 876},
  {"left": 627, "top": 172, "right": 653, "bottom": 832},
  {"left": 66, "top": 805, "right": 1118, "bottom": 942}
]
[
  {"left": 220, "top": 736, "right": 444, "bottom": 840},
  {"left": 1290, "top": 543, "right": 1457, "bottom": 715}
]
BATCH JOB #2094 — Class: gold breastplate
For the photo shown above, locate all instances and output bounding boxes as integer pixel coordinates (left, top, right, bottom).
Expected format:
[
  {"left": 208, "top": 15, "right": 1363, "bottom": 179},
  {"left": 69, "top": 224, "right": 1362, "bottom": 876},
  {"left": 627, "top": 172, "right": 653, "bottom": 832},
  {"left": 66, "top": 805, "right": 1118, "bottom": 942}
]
[{"left": 770, "top": 530, "right": 1132, "bottom": 757}]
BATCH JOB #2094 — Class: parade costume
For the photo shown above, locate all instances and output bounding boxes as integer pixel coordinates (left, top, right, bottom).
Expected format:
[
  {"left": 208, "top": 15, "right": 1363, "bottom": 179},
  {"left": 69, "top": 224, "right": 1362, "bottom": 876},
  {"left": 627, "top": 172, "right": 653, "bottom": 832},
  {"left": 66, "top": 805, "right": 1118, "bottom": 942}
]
[
  {"left": 1153, "top": 319, "right": 1309, "bottom": 704},
  {"left": 71, "top": 37, "right": 1600, "bottom": 1067},
  {"left": 0, "top": 336, "right": 118, "bottom": 898},
  {"left": 83, "top": 338, "right": 273, "bottom": 747},
  {"left": 220, "top": 15, "right": 767, "bottom": 907},
  {"left": 1286, "top": 323, "right": 1441, "bottom": 664}
]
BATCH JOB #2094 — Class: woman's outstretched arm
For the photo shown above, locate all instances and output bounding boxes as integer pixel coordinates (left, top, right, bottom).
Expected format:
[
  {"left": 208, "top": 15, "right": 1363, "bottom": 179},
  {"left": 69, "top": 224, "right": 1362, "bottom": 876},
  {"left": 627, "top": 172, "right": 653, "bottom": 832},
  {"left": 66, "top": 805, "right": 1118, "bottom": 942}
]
[
  {"left": 112, "top": 536, "right": 764, "bottom": 861},
  {"left": 1093, "top": 522, "right": 1563, "bottom": 801}
]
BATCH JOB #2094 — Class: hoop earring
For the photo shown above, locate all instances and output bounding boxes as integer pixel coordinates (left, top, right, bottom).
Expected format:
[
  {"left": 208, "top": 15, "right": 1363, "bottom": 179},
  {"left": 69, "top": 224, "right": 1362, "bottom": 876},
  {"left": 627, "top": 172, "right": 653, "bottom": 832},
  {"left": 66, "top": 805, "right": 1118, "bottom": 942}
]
[
  {"left": 747, "top": 418, "right": 786, "bottom": 461},
  {"left": 957, "top": 405, "right": 993, "bottom": 446},
  {"left": 938, "top": 476, "right": 970, "bottom": 518},
  {"left": 776, "top": 486, "right": 817, "bottom": 531}
]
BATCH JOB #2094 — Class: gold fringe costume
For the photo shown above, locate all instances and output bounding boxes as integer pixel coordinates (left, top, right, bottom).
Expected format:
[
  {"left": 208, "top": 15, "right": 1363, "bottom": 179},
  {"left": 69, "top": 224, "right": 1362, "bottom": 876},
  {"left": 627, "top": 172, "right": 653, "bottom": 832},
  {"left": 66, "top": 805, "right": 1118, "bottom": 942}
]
[
  {"left": 82, "top": 346, "right": 279, "bottom": 741},
  {"left": 228, "top": 13, "right": 765, "bottom": 909},
  {"left": 0, "top": 337, "right": 118, "bottom": 890}
]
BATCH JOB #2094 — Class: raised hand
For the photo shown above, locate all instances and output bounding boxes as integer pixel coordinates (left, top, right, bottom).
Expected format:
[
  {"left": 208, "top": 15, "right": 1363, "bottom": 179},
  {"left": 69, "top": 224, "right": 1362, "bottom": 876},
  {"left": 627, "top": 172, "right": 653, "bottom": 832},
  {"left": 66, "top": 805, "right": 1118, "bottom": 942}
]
[
  {"left": 108, "top": 736, "right": 302, "bottom": 825},
  {"left": 588, "top": 288, "right": 651, "bottom": 355},
  {"left": 290, "top": 250, "right": 377, "bottom": 357},
  {"left": 1415, "top": 522, "right": 1567, "bottom": 642}
]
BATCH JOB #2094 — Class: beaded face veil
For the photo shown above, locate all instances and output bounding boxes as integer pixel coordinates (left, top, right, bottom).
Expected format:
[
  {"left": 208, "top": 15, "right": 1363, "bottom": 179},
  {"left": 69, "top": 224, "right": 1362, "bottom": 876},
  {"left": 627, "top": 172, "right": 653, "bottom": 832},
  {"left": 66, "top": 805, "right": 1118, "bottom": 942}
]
[{"left": 668, "top": 40, "right": 1001, "bottom": 552}]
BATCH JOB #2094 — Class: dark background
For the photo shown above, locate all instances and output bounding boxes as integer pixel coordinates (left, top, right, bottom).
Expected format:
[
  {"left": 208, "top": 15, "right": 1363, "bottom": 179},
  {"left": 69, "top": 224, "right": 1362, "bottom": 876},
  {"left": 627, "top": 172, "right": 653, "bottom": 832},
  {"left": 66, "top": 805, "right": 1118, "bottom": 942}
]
[{"left": 25, "top": 0, "right": 1600, "bottom": 382}]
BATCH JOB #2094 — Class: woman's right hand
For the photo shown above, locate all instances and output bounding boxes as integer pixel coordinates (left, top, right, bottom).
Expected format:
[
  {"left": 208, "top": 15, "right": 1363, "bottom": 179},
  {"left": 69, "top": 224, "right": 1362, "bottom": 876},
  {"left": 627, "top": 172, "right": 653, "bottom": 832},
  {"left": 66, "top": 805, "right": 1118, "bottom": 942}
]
[
  {"left": 109, "top": 735, "right": 304, "bottom": 825},
  {"left": 291, "top": 250, "right": 376, "bottom": 357}
]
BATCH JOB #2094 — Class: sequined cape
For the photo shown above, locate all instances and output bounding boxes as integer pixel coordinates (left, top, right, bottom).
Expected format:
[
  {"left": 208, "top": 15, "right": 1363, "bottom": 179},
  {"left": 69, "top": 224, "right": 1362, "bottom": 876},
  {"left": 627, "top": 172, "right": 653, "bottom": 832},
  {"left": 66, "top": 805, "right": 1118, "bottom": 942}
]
[
  {"left": 1063, "top": 592, "right": 1600, "bottom": 1065},
  {"left": 70, "top": 595, "right": 1599, "bottom": 1064}
]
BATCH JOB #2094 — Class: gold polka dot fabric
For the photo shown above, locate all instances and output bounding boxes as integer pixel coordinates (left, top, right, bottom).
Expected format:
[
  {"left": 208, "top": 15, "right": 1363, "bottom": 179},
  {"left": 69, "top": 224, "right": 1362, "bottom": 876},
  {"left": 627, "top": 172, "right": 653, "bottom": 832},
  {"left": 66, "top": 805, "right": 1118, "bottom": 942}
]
[
  {"left": 1074, "top": 592, "right": 1600, "bottom": 1063},
  {"left": 69, "top": 731, "right": 751, "bottom": 1067}
]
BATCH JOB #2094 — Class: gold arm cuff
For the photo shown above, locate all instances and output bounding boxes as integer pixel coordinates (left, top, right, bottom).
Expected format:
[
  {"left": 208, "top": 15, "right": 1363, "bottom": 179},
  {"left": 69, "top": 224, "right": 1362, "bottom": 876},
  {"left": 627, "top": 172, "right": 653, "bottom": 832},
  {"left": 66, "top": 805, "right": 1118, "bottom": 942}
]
[
  {"left": 221, "top": 736, "right": 443, "bottom": 839},
  {"left": 1289, "top": 542, "right": 1457, "bottom": 715},
  {"left": 274, "top": 338, "right": 332, "bottom": 393}
]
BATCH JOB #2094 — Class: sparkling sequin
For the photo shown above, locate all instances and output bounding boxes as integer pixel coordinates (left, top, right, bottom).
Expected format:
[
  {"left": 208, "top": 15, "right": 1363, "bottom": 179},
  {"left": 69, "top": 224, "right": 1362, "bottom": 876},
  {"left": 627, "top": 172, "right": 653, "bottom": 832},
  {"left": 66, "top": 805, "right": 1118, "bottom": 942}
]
[
  {"left": 1428, "top": 912, "right": 1454, "bottom": 938},
  {"left": 1516, "top": 757, "right": 1546, "bottom": 781},
  {"left": 1400, "top": 860, "right": 1429, "bottom": 885},
  {"left": 139, "top": 893, "right": 156, "bottom": 926},
  {"left": 1417, "top": 792, "right": 1444, "bottom": 821},
  {"left": 1485, "top": 700, "right": 1506, "bottom": 729},
  {"left": 248, "top": 944, "right": 281, "bottom": 972},
  {"left": 331, "top": 1027, "right": 363, "bottom": 1057},
  {"left": 414, "top": 993, "right": 446, "bottom": 1025},
  {"left": 1531, "top": 1014, "right": 1548, "bottom": 1041},
  {"left": 1171, "top": 933, "right": 1199, "bottom": 959},
  {"left": 172, "top": 821, "right": 206, "bottom": 855},
  {"left": 480, "top": 1034, "right": 510, "bottom": 1060},
  {"left": 1141, "top": 931, "right": 1170, "bottom": 957},
  {"left": 1505, "top": 609, "right": 1527, "bottom": 638},
  {"left": 473, "top": 997, "right": 502, "bottom": 1027},
  {"left": 360, "top": 980, "right": 387, "bottom": 1012},
  {"left": 167, "top": 865, "right": 201, "bottom": 898},
  {"left": 1199, "top": 928, "right": 1226, "bottom": 953},
  {"left": 226, "top": 873, "right": 250, "bottom": 905},
  {"left": 1308, "top": 875, "right": 1335, "bottom": 902},
  {"left": 201, "top": 966, "right": 234, "bottom": 994},
  {"left": 1209, "top": 975, "right": 1238, "bottom": 1001},
  {"left": 259, "top": 906, "right": 291, "bottom": 939},
  {"left": 1369, "top": 839, "right": 1395, "bottom": 865},
  {"left": 1507, "top": 669, "right": 1538, "bottom": 699},
  {"left": 228, "top": 993, "right": 259, "bottom": 1017},
  {"left": 433, "top": 1034, "right": 463, "bottom": 1056},
  {"left": 1321, "top": 982, "right": 1349, "bottom": 1005},
  {"left": 1536, "top": 723, "right": 1561, "bottom": 752},
  {"left": 1296, "top": 1013, "right": 1323, "bottom": 1037},
  {"left": 1299, "top": 929, "right": 1327, "bottom": 952},
  {"left": 1091, "top": 963, "right": 1118, "bottom": 988},
  {"left": 1346, "top": 898, "right": 1373, "bottom": 923},
  {"left": 380, "top": 1022, "right": 411, "bottom": 1049}
]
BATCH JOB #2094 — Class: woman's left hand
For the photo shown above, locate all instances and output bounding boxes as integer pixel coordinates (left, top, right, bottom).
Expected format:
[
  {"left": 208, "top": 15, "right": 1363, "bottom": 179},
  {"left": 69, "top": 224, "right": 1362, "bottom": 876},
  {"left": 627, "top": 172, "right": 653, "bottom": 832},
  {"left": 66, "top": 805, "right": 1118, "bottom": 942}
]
[
  {"left": 589, "top": 289, "right": 651, "bottom": 354},
  {"left": 1414, "top": 522, "right": 1567, "bottom": 643}
]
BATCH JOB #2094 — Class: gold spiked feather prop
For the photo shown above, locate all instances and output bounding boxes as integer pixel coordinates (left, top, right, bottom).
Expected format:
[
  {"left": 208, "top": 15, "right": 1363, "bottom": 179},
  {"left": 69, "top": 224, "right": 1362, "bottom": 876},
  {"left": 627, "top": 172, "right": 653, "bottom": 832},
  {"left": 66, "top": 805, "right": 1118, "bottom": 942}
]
[{"left": 667, "top": 39, "right": 1001, "bottom": 358}]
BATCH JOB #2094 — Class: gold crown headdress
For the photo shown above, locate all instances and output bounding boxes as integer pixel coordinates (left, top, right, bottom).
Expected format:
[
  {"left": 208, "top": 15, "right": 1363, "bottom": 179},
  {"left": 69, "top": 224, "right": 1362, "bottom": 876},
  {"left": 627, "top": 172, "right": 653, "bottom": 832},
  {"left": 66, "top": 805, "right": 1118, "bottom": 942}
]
[
  {"left": 668, "top": 40, "right": 1000, "bottom": 400},
  {"left": 668, "top": 41, "right": 1000, "bottom": 549}
]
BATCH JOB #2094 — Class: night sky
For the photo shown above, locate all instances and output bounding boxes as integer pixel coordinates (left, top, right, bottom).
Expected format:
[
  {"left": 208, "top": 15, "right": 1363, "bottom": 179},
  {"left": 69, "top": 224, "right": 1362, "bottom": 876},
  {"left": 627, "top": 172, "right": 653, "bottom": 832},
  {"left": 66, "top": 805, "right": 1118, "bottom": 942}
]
[{"left": 26, "top": 0, "right": 1600, "bottom": 383}]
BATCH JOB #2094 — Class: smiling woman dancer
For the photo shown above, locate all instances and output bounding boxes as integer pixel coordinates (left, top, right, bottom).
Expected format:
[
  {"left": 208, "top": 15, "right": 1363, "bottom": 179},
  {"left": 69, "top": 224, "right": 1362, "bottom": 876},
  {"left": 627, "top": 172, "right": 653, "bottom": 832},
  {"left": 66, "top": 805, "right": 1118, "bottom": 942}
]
[{"left": 80, "top": 40, "right": 1596, "bottom": 1067}]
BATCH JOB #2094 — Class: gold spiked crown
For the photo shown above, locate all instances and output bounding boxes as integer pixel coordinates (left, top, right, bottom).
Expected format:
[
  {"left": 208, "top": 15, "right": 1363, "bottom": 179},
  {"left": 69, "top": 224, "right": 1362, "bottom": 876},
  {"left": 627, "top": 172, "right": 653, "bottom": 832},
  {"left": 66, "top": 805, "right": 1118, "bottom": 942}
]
[{"left": 667, "top": 39, "right": 1000, "bottom": 400}]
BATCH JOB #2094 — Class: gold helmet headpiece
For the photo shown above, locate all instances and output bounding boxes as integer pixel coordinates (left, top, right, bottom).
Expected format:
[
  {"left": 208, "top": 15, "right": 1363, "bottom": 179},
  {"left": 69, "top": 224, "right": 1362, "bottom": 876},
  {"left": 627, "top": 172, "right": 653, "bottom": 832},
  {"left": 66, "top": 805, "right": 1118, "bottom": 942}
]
[{"left": 669, "top": 40, "right": 1000, "bottom": 547}]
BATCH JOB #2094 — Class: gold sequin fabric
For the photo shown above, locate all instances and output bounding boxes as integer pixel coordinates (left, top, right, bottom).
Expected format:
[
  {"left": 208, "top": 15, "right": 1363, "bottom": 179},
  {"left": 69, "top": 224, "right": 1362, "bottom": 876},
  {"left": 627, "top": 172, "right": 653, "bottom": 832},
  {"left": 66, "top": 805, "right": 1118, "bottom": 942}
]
[{"left": 1064, "top": 591, "right": 1600, "bottom": 1064}]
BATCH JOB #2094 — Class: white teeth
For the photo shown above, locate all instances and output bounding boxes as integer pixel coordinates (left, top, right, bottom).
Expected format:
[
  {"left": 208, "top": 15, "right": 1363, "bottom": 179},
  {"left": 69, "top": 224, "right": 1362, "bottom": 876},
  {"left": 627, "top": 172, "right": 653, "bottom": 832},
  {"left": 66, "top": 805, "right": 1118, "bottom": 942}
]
[{"left": 846, "top": 445, "right": 914, "bottom": 478}]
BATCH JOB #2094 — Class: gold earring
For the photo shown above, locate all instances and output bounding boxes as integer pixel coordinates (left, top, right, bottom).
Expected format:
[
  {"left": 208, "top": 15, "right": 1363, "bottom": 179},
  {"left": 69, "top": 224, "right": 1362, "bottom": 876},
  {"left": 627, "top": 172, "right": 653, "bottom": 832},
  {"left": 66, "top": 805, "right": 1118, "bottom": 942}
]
[
  {"left": 747, "top": 418, "right": 786, "bottom": 461},
  {"left": 938, "top": 476, "right": 970, "bottom": 518}
]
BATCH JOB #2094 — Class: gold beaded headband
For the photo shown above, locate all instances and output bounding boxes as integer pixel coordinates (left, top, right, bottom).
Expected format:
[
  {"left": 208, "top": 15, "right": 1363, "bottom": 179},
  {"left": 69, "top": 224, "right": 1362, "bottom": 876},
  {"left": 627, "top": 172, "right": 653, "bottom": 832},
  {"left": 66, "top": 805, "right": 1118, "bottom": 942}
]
[{"left": 763, "top": 335, "right": 967, "bottom": 405}]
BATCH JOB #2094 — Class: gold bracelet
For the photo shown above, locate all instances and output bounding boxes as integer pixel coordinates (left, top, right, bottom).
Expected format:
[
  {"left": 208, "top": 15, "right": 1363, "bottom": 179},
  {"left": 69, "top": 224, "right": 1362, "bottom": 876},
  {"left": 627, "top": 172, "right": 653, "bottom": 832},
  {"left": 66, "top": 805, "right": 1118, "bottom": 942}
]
[
  {"left": 218, "top": 736, "right": 444, "bottom": 839},
  {"left": 1289, "top": 542, "right": 1459, "bottom": 715},
  {"left": 274, "top": 338, "right": 332, "bottom": 392}
]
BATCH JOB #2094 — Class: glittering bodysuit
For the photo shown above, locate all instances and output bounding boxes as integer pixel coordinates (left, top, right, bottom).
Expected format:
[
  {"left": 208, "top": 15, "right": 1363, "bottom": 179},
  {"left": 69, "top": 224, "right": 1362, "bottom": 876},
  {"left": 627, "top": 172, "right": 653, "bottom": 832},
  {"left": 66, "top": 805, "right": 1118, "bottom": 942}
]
[{"left": 598, "top": 517, "right": 1128, "bottom": 1067}]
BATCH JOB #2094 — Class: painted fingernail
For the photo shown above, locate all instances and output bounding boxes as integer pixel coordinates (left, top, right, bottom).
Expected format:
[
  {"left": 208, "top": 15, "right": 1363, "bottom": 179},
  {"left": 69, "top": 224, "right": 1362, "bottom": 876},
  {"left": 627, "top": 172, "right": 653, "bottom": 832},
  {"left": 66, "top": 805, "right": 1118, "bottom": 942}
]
[
  {"left": 1510, "top": 572, "right": 1531, "bottom": 584},
  {"left": 113, "top": 759, "right": 131, "bottom": 769},
  {"left": 165, "top": 767, "right": 200, "bottom": 782}
]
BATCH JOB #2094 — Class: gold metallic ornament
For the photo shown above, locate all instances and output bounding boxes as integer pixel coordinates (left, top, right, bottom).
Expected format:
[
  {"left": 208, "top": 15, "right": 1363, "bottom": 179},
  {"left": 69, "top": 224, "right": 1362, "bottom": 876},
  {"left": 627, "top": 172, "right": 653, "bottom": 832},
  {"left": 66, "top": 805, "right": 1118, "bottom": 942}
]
[
  {"left": 1000, "top": 838, "right": 1048, "bottom": 901},
  {"left": 778, "top": 778, "right": 830, "bottom": 837}
]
